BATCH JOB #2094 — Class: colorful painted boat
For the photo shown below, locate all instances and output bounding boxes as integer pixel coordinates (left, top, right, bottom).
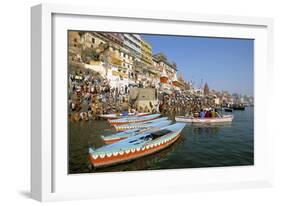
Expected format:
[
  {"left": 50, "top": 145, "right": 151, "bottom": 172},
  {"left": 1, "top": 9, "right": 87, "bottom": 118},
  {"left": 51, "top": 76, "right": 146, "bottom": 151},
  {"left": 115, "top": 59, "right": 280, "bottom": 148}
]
[
  {"left": 108, "top": 114, "right": 161, "bottom": 125},
  {"left": 114, "top": 117, "right": 168, "bottom": 131},
  {"left": 175, "top": 115, "right": 234, "bottom": 123},
  {"left": 102, "top": 120, "right": 172, "bottom": 144},
  {"left": 88, "top": 123, "right": 186, "bottom": 168},
  {"left": 99, "top": 112, "right": 150, "bottom": 120}
]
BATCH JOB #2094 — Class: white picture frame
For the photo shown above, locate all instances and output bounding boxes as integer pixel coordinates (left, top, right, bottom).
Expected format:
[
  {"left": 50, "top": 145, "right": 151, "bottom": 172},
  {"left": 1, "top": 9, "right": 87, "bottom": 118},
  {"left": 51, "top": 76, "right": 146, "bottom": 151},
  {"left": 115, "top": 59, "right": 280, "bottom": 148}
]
[{"left": 31, "top": 3, "right": 274, "bottom": 202}]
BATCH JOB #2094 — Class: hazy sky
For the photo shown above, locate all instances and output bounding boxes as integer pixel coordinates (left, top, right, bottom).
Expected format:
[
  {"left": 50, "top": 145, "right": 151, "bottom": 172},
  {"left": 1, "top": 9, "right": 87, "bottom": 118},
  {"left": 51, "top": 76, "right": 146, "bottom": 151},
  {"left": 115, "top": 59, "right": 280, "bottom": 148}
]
[{"left": 141, "top": 34, "right": 254, "bottom": 96}]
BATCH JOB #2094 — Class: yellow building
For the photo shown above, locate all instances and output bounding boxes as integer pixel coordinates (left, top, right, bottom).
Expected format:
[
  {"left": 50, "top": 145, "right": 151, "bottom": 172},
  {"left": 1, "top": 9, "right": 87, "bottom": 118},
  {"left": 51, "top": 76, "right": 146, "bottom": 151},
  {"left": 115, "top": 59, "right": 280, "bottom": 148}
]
[
  {"left": 140, "top": 39, "right": 152, "bottom": 66},
  {"left": 68, "top": 31, "right": 82, "bottom": 60},
  {"left": 81, "top": 32, "right": 106, "bottom": 50}
]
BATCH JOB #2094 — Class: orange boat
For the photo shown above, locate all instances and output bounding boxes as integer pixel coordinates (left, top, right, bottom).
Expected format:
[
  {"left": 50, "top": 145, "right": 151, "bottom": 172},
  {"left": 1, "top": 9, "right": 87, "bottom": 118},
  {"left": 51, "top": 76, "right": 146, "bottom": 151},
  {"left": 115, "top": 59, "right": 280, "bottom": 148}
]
[{"left": 88, "top": 123, "right": 186, "bottom": 168}]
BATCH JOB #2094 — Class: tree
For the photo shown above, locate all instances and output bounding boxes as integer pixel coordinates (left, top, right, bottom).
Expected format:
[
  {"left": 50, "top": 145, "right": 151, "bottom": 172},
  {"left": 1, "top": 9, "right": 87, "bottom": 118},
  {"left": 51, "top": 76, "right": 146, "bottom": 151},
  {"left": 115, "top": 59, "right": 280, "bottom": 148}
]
[
  {"left": 154, "top": 53, "right": 167, "bottom": 61},
  {"left": 203, "top": 83, "right": 210, "bottom": 95},
  {"left": 81, "top": 42, "right": 109, "bottom": 63},
  {"left": 171, "top": 61, "right": 177, "bottom": 69}
]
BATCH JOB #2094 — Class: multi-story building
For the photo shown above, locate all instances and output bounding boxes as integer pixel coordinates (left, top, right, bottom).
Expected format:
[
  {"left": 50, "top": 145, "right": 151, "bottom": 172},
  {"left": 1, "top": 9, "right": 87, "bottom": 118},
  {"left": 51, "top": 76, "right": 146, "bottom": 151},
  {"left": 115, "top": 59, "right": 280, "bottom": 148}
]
[
  {"left": 99, "top": 32, "right": 124, "bottom": 67},
  {"left": 140, "top": 38, "right": 152, "bottom": 66},
  {"left": 123, "top": 34, "right": 142, "bottom": 61},
  {"left": 153, "top": 53, "right": 177, "bottom": 84},
  {"left": 80, "top": 32, "right": 106, "bottom": 50},
  {"left": 68, "top": 31, "right": 82, "bottom": 61},
  {"left": 120, "top": 49, "right": 133, "bottom": 69}
]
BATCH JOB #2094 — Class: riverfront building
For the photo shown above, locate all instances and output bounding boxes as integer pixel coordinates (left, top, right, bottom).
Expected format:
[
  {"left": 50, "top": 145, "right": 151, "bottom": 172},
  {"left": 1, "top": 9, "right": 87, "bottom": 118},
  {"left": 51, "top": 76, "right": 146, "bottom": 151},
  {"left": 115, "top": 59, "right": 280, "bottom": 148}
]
[
  {"left": 140, "top": 39, "right": 152, "bottom": 66},
  {"left": 153, "top": 53, "right": 177, "bottom": 84},
  {"left": 123, "top": 34, "right": 142, "bottom": 61},
  {"left": 69, "top": 31, "right": 82, "bottom": 61},
  {"left": 69, "top": 31, "right": 183, "bottom": 94},
  {"left": 81, "top": 32, "right": 106, "bottom": 50}
]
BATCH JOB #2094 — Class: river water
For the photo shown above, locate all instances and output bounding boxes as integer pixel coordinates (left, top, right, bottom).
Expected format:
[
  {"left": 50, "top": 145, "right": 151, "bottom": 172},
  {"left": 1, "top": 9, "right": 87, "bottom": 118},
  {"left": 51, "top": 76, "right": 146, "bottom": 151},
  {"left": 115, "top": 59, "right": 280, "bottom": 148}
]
[{"left": 68, "top": 107, "right": 254, "bottom": 174}]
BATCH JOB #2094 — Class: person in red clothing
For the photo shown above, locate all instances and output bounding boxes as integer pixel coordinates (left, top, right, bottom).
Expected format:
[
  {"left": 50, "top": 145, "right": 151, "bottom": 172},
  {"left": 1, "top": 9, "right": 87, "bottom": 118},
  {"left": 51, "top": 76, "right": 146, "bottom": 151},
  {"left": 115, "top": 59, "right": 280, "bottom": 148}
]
[{"left": 205, "top": 109, "right": 211, "bottom": 118}]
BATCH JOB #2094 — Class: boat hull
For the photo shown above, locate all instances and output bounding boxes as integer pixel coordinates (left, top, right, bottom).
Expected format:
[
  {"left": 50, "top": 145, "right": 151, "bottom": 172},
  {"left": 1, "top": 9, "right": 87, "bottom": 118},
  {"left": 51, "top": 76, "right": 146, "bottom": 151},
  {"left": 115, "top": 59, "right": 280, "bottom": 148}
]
[
  {"left": 233, "top": 107, "right": 245, "bottom": 111},
  {"left": 108, "top": 114, "right": 160, "bottom": 125},
  {"left": 103, "top": 137, "right": 126, "bottom": 144},
  {"left": 114, "top": 117, "right": 169, "bottom": 131},
  {"left": 88, "top": 133, "right": 181, "bottom": 168},
  {"left": 99, "top": 112, "right": 149, "bottom": 120},
  {"left": 114, "top": 122, "right": 152, "bottom": 132},
  {"left": 103, "top": 120, "right": 172, "bottom": 144},
  {"left": 224, "top": 108, "right": 233, "bottom": 112},
  {"left": 175, "top": 115, "right": 233, "bottom": 123}
]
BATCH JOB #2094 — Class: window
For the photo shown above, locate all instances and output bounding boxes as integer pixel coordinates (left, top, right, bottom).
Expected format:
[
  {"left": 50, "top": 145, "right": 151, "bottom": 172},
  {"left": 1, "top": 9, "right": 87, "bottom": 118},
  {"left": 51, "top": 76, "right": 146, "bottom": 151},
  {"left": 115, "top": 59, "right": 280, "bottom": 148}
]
[
  {"left": 74, "top": 38, "right": 77, "bottom": 43},
  {"left": 92, "top": 38, "right": 95, "bottom": 44}
]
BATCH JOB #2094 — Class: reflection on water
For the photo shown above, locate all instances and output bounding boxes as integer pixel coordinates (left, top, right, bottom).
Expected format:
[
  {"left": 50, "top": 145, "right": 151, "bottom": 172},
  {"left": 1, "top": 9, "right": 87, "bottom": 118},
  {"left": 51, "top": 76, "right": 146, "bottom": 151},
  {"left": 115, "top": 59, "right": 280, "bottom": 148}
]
[
  {"left": 68, "top": 107, "right": 254, "bottom": 174},
  {"left": 94, "top": 135, "right": 185, "bottom": 173}
]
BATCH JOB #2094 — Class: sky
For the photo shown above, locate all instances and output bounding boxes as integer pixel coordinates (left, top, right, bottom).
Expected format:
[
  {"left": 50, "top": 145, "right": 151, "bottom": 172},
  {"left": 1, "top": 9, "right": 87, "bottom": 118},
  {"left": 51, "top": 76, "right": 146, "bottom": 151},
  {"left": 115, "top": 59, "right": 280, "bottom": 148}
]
[{"left": 141, "top": 34, "right": 254, "bottom": 96}]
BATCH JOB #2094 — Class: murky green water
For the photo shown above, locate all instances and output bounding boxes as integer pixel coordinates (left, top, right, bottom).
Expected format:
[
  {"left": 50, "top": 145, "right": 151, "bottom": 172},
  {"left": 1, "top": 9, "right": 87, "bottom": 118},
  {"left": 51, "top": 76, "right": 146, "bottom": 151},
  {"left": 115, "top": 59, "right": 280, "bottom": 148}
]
[{"left": 68, "top": 107, "right": 254, "bottom": 174}]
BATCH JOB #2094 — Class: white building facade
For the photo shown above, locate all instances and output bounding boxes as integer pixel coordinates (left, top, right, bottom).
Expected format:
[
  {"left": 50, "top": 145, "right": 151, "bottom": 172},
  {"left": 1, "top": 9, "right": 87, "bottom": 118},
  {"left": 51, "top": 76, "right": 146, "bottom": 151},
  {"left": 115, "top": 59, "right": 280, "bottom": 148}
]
[{"left": 123, "top": 34, "right": 142, "bottom": 61}]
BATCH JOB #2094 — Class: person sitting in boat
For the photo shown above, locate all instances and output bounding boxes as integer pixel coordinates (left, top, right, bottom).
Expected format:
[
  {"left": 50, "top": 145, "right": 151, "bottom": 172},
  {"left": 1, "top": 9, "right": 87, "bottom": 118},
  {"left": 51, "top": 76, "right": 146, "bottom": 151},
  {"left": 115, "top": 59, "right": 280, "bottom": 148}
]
[
  {"left": 122, "top": 110, "right": 128, "bottom": 116},
  {"left": 205, "top": 110, "right": 211, "bottom": 118},
  {"left": 214, "top": 109, "right": 222, "bottom": 118},
  {"left": 211, "top": 110, "right": 216, "bottom": 118},
  {"left": 199, "top": 109, "right": 205, "bottom": 118}
]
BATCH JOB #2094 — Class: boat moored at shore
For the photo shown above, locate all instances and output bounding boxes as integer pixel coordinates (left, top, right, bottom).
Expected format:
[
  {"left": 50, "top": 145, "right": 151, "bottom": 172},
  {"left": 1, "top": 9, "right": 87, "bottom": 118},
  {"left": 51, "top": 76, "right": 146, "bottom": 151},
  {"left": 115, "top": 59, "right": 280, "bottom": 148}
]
[
  {"left": 99, "top": 112, "right": 150, "bottom": 120},
  {"left": 114, "top": 117, "right": 168, "bottom": 131},
  {"left": 108, "top": 114, "right": 161, "bottom": 125},
  {"left": 224, "top": 108, "right": 233, "bottom": 112},
  {"left": 175, "top": 115, "right": 234, "bottom": 123},
  {"left": 101, "top": 120, "right": 172, "bottom": 144},
  {"left": 88, "top": 123, "right": 186, "bottom": 168}
]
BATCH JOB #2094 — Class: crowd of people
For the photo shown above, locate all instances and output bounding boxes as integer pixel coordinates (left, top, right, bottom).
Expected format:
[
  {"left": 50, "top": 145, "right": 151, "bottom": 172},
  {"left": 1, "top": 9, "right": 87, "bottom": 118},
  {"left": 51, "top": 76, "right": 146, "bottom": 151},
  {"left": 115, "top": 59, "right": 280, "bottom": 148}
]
[
  {"left": 68, "top": 68, "right": 218, "bottom": 122},
  {"left": 68, "top": 69, "right": 133, "bottom": 121}
]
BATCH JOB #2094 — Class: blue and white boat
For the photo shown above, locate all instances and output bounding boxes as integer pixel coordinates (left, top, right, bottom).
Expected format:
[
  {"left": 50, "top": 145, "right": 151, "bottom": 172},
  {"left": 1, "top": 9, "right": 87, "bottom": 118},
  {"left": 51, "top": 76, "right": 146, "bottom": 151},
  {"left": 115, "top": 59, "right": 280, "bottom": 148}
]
[
  {"left": 99, "top": 112, "right": 150, "bottom": 120},
  {"left": 89, "top": 123, "right": 186, "bottom": 168},
  {"left": 108, "top": 113, "right": 161, "bottom": 125},
  {"left": 102, "top": 120, "right": 172, "bottom": 144},
  {"left": 114, "top": 117, "right": 168, "bottom": 131}
]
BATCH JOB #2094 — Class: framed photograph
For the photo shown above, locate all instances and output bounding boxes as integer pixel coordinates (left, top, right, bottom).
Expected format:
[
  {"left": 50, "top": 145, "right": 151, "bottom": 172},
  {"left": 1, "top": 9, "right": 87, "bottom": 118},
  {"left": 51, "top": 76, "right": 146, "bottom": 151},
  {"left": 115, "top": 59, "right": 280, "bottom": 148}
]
[{"left": 31, "top": 3, "right": 274, "bottom": 201}]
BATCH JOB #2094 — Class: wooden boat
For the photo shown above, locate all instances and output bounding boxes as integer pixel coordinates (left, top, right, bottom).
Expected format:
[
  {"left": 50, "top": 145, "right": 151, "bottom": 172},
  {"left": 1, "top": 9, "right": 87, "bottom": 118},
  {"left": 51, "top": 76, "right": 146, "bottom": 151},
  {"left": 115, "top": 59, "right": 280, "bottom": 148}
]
[
  {"left": 114, "top": 117, "right": 168, "bottom": 131},
  {"left": 224, "top": 108, "right": 233, "bottom": 112},
  {"left": 99, "top": 112, "right": 150, "bottom": 120},
  {"left": 102, "top": 120, "right": 172, "bottom": 144},
  {"left": 88, "top": 123, "right": 186, "bottom": 168},
  {"left": 175, "top": 115, "right": 234, "bottom": 123},
  {"left": 233, "top": 106, "right": 245, "bottom": 110},
  {"left": 108, "top": 114, "right": 161, "bottom": 125}
]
